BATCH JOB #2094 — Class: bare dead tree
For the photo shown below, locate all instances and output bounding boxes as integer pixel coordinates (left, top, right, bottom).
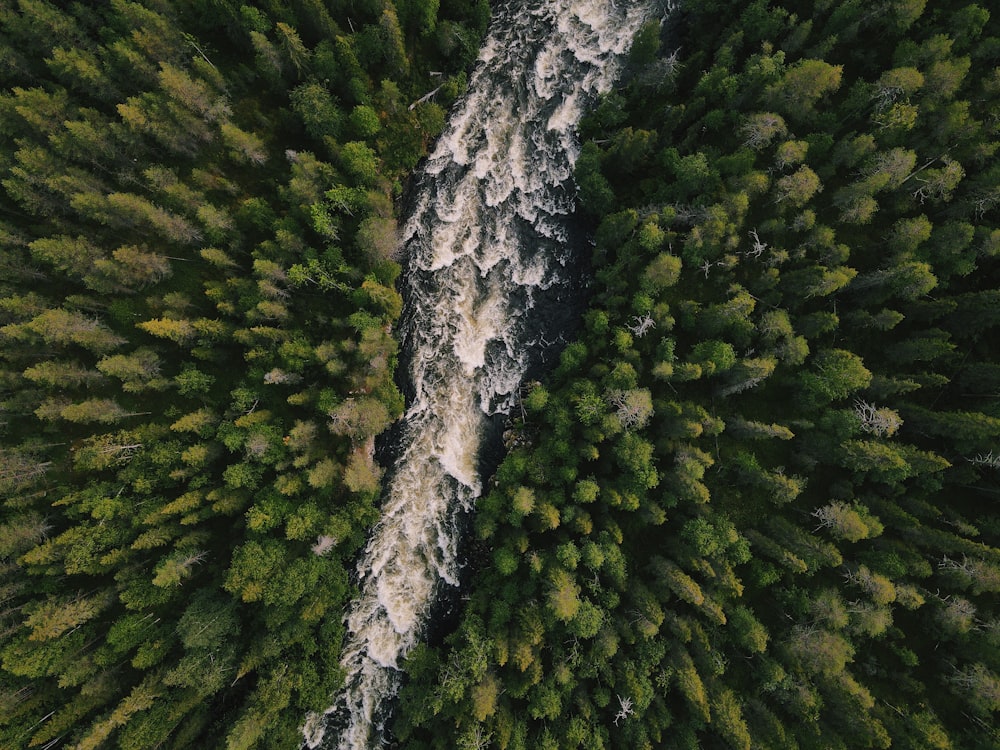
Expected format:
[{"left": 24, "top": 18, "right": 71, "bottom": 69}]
[
  {"left": 626, "top": 313, "right": 656, "bottom": 338},
  {"left": 967, "top": 450, "right": 1000, "bottom": 469},
  {"left": 746, "top": 229, "right": 767, "bottom": 260},
  {"left": 741, "top": 112, "right": 786, "bottom": 150},
  {"left": 613, "top": 694, "right": 635, "bottom": 726},
  {"left": 312, "top": 535, "right": 337, "bottom": 556},
  {"left": 606, "top": 389, "right": 653, "bottom": 430},
  {"left": 973, "top": 188, "right": 1000, "bottom": 220},
  {"left": 911, "top": 158, "right": 964, "bottom": 204},
  {"left": 812, "top": 502, "right": 847, "bottom": 532},
  {"left": 717, "top": 376, "right": 766, "bottom": 398},
  {"left": 872, "top": 85, "right": 904, "bottom": 113},
  {"left": 853, "top": 399, "right": 903, "bottom": 437}
]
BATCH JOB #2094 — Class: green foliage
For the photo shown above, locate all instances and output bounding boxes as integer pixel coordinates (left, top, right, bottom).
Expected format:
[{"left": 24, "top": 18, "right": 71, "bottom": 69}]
[
  {"left": 0, "top": 0, "right": 479, "bottom": 746},
  {"left": 5, "top": 1, "right": 1000, "bottom": 749},
  {"left": 395, "top": 3, "right": 1000, "bottom": 750}
]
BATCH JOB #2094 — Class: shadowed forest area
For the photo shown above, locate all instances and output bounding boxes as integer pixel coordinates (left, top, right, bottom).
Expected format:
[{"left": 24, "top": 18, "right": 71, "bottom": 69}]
[{"left": 1, "top": 1, "right": 999, "bottom": 749}]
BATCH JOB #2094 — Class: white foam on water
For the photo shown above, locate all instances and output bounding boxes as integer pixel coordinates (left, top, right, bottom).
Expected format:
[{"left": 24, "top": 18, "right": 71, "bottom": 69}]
[{"left": 302, "top": 1, "right": 657, "bottom": 748}]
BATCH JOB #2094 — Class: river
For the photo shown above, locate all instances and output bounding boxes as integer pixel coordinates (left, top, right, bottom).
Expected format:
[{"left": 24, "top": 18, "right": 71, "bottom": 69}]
[{"left": 302, "top": 1, "right": 653, "bottom": 747}]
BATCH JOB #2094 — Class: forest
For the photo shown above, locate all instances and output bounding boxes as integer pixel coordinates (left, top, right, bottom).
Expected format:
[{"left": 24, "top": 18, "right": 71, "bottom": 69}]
[
  {"left": 0, "top": 0, "right": 483, "bottom": 747},
  {"left": 1, "top": 1, "right": 999, "bottom": 749},
  {"left": 393, "top": 1, "right": 1000, "bottom": 749}
]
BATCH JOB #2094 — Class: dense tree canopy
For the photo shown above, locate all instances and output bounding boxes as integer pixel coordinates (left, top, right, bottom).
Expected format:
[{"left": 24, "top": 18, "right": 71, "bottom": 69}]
[
  {"left": 0, "top": 0, "right": 485, "bottom": 747},
  {"left": 394, "top": 2, "right": 1000, "bottom": 750},
  {"left": 2, "top": 1, "right": 1000, "bottom": 749}
]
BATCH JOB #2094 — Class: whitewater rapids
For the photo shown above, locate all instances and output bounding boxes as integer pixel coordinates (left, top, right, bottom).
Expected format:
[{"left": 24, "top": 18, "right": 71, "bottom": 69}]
[{"left": 302, "top": 1, "right": 654, "bottom": 747}]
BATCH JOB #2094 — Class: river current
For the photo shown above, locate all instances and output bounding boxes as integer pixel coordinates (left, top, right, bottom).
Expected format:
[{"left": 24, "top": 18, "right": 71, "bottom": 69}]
[{"left": 302, "top": 2, "right": 653, "bottom": 747}]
